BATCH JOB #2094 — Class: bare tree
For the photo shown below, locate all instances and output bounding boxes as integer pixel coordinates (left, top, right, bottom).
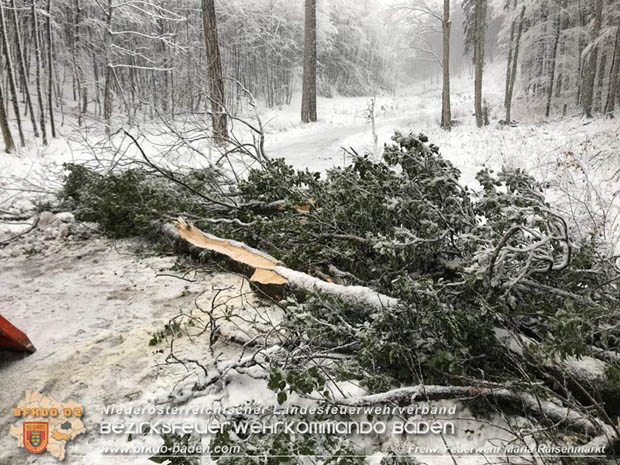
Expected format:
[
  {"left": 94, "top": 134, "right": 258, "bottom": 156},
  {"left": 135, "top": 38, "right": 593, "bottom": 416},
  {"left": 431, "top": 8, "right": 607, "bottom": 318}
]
[
  {"left": 103, "top": 0, "right": 114, "bottom": 135},
  {"left": 605, "top": 22, "right": 620, "bottom": 117},
  {"left": 441, "top": 0, "right": 452, "bottom": 130},
  {"left": 201, "top": 0, "right": 228, "bottom": 144},
  {"left": 301, "top": 0, "right": 317, "bottom": 123},
  {"left": 582, "top": 0, "right": 603, "bottom": 118},
  {"left": 473, "top": 0, "right": 487, "bottom": 127},
  {"left": 390, "top": 0, "right": 452, "bottom": 129},
  {"left": 545, "top": 2, "right": 562, "bottom": 117},
  {"left": 0, "top": 0, "right": 24, "bottom": 147},
  {"left": 0, "top": 81, "right": 15, "bottom": 153},
  {"left": 32, "top": 0, "right": 48, "bottom": 145},
  {"left": 504, "top": 4, "right": 525, "bottom": 125},
  {"left": 47, "top": 0, "right": 56, "bottom": 138},
  {"left": 73, "top": 0, "right": 87, "bottom": 117},
  {"left": 11, "top": 0, "right": 38, "bottom": 137}
]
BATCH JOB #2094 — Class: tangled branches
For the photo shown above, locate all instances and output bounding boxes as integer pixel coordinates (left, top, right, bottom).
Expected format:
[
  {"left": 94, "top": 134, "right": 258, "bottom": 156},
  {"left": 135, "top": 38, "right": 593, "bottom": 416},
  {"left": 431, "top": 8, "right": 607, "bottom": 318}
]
[{"left": 62, "top": 131, "right": 620, "bottom": 458}]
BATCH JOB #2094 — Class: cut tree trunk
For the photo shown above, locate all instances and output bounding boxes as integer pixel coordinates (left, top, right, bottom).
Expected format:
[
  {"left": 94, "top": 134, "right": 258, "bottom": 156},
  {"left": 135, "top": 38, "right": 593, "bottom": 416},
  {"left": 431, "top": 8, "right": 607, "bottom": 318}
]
[{"left": 170, "top": 219, "right": 398, "bottom": 310}]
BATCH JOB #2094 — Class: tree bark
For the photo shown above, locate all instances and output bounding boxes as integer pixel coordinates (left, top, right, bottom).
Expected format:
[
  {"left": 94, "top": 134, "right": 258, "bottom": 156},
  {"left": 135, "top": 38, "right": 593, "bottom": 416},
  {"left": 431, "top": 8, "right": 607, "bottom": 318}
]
[
  {"left": 595, "top": 50, "right": 608, "bottom": 113},
  {"left": 582, "top": 0, "right": 602, "bottom": 118},
  {"left": 545, "top": 8, "right": 562, "bottom": 118},
  {"left": 504, "top": 0, "right": 517, "bottom": 111},
  {"left": 604, "top": 24, "right": 620, "bottom": 117},
  {"left": 171, "top": 219, "right": 398, "bottom": 309},
  {"left": 0, "top": 0, "right": 24, "bottom": 146},
  {"left": 441, "top": 0, "right": 452, "bottom": 130},
  {"left": 11, "top": 0, "right": 38, "bottom": 137},
  {"left": 32, "top": 0, "right": 47, "bottom": 145},
  {"left": 72, "top": 0, "right": 87, "bottom": 125},
  {"left": 505, "top": 6, "right": 525, "bottom": 124},
  {"left": 301, "top": 0, "right": 317, "bottom": 123},
  {"left": 473, "top": 0, "right": 487, "bottom": 127},
  {"left": 201, "top": 0, "right": 228, "bottom": 145},
  {"left": 554, "top": 0, "right": 569, "bottom": 99},
  {"left": 46, "top": 0, "right": 56, "bottom": 138},
  {"left": 0, "top": 81, "right": 15, "bottom": 153},
  {"left": 103, "top": 0, "right": 113, "bottom": 135}
]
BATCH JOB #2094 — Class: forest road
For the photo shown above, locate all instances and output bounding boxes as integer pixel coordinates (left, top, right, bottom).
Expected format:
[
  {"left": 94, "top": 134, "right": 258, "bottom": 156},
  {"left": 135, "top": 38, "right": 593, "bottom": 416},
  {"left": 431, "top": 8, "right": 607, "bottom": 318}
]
[{"left": 266, "top": 114, "right": 422, "bottom": 170}]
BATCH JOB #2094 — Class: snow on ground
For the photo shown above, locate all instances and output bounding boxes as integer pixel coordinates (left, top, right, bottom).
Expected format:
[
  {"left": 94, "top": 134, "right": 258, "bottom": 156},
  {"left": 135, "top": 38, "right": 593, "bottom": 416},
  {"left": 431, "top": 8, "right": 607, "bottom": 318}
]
[
  {"left": 3, "top": 61, "right": 618, "bottom": 251},
  {"left": 1, "top": 62, "right": 619, "bottom": 463},
  {"left": 0, "top": 214, "right": 268, "bottom": 464},
  {"left": 0, "top": 214, "right": 538, "bottom": 464}
]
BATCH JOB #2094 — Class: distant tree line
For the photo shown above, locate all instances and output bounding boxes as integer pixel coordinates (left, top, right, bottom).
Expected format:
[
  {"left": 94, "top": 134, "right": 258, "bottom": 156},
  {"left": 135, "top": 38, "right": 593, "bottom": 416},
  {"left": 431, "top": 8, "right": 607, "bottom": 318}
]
[
  {"left": 0, "top": 0, "right": 397, "bottom": 153},
  {"left": 469, "top": 0, "right": 620, "bottom": 125},
  {"left": 394, "top": 0, "right": 620, "bottom": 129}
]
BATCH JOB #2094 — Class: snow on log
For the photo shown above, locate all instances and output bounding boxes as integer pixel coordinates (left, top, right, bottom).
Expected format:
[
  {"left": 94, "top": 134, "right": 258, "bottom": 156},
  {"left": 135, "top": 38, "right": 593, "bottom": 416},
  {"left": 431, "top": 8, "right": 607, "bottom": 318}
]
[
  {"left": 494, "top": 329, "right": 609, "bottom": 385},
  {"left": 172, "top": 218, "right": 398, "bottom": 309},
  {"left": 272, "top": 266, "right": 398, "bottom": 309},
  {"left": 339, "top": 384, "right": 617, "bottom": 439}
]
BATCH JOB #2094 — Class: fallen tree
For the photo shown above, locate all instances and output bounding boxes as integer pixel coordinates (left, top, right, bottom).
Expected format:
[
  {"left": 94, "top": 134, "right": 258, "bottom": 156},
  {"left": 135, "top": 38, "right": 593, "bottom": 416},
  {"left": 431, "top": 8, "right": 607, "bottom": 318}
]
[{"left": 62, "top": 131, "right": 620, "bottom": 459}]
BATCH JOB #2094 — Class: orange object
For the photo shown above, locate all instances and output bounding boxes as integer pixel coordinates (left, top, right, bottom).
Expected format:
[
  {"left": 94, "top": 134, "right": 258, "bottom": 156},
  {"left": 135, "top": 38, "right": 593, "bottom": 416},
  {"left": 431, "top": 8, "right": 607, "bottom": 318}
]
[{"left": 0, "top": 316, "right": 36, "bottom": 353}]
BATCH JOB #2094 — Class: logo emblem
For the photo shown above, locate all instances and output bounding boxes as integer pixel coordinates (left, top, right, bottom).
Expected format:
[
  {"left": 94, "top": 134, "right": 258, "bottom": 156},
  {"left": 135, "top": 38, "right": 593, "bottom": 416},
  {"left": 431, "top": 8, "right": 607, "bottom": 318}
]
[{"left": 23, "top": 422, "right": 48, "bottom": 454}]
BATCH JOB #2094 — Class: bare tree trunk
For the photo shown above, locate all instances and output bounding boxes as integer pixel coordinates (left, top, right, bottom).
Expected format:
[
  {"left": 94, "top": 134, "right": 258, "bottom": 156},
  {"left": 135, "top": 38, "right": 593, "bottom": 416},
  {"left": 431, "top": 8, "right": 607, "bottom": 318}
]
[
  {"left": 0, "top": 0, "right": 24, "bottom": 146},
  {"left": 595, "top": 51, "right": 607, "bottom": 113},
  {"left": 505, "top": 6, "right": 525, "bottom": 125},
  {"left": 91, "top": 52, "right": 101, "bottom": 116},
  {"left": 103, "top": 0, "right": 113, "bottom": 135},
  {"left": 0, "top": 81, "right": 15, "bottom": 153},
  {"left": 201, "top": 0, "right": 228, "bottom": 145},
  {"left": 554, "top": 0, "right": 569, "bottom": 99},
  {"left": 441, "top": 0, "right": 452, "bottom": 130},
  {"left": 605, "top": 24, "right": 620, "bottom": 117},
  {"left": 46, "top": 0, "right": 56, "bottom": 138},
  {"left": 32, "top": 0, "right": 47, "bottom": 145},
  {"left": 545, "top": 8, "right": 561, "bottom": 118},
  {"left": 582, "top": 0, "right": 602, "bottom": 118},
  {"left": 473, "top": 0, "right": 487, "bottom": 127},
  {"left": 575, "top": 0, "right": 585, "bottom": 106},
  {"left": 11, "top": 0, "right": 38, "bottom": 137},
  {"left": 504, "top": 0, "right": 517, "bottom": 111},
  {"left": 301, "top": 0, "right": 317, "bottom": 123},
  {"left": 72, "top": 0, "right": 87, "bottom": 125}
]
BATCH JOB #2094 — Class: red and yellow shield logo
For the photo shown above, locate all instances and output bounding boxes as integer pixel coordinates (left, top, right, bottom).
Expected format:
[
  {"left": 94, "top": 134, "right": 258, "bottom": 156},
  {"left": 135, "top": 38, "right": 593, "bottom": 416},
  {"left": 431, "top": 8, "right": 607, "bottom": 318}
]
[{"left": 23, "top": 422, "right": 48, "bottom": 454}]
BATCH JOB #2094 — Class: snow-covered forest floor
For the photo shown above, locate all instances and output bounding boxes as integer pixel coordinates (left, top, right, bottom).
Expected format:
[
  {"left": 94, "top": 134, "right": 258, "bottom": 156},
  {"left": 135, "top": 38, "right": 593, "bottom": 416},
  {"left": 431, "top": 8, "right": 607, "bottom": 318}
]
[
  {"left": 2, "top": 63, "right": 619, "bottom": 245},
  {"left": 1, "top": 63, "right": 620, "bottom": 464}
]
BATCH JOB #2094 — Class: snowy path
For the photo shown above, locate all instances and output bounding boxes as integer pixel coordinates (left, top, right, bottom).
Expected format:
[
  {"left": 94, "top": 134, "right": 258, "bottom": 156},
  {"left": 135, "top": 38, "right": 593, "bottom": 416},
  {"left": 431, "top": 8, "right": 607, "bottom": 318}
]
[
  {"left": 267, "top": 115, "right": 418, "bottom": 168},
  {"left": 0, "top": 217, "right": 249, "bottom": 464}
]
